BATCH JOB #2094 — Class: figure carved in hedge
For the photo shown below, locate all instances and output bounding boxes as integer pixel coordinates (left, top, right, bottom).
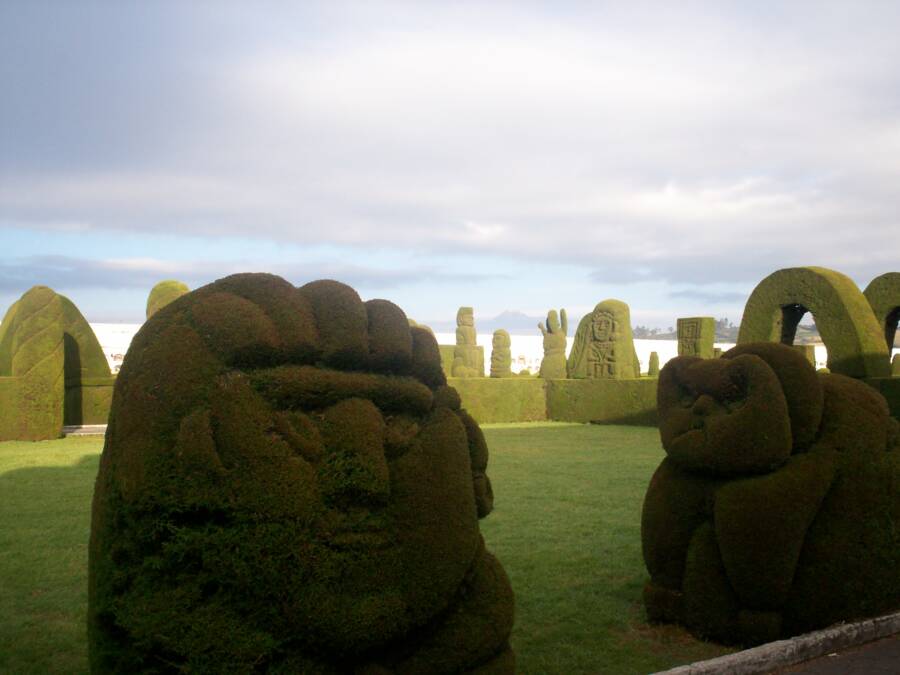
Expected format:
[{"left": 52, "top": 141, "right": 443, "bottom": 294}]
[
  {"left": 567, "top": 299, "right": 639, "bottom": 379},
  {"left": 89, "top": 274, "right": 514, "bottom": 674},
  {"left": 647, "top": 351, "right": 660, "bottom": 378},
  {"left": 452, "top": 306, "right": 484, "bottom": 377},
  {"left": 490, "top": 329, "right": 512, "bottom": 378},
  {"left": 538, "top": 309, "right": 567, "bottom": 379},
  {"left": 145, "top": 279, "right": 189, "bottom": 319},
  {"left": 677, "top": 317, "right": 715, "bottom": 359},
  {"left": 642, "top": 342, "right": 900, "bottom": 646}
]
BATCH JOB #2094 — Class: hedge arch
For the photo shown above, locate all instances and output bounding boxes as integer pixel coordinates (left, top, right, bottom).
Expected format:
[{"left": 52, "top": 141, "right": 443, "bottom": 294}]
[
  {"left": 863, "top": 272, "right": 900, "bottom": 354},
  {"left": 737, "top": 267, "right": 889, "bottom": 378},
  {"left": 0, "top": 286, "right": 112, "bottom": 439}
]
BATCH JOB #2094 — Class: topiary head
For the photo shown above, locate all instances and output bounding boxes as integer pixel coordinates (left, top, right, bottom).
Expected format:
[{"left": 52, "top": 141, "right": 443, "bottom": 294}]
[
  {"left": 657, "top": 350, "right": 793, "bottom": 477},
  {"left": 92, "top": 274, "right": 493, "bottom": 667}
]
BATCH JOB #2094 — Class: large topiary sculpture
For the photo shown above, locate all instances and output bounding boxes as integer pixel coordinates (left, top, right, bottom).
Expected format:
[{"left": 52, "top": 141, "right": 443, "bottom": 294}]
[
  {"left": 538, "top": 309, "right": 567, "bottom": 379},
  {"left": 567, "top": 299, "right": 639, "bottom": 379},
  {"left": 145, "top": 279, "right": 190, "bottom": 319},
  {"left": 0, "top": 286, "right": 113, "bottom": 439},
  {"left": 738, "top": 267, "right": 889, "bottom": 378},
  {"left": 863, "top": 272, "right": 900, "bottom": 354},
  {"left": 490, "top": 329, "right": 512, "bottom": 378},
  {"left": 642, "top": 342, "right": 900, "bottom": 646},
  {"left": 452, "top": 306, "right": 484, "bottom": 377},
  {"left": 88, "top": 273, "right": 514, "bottom": 674}
]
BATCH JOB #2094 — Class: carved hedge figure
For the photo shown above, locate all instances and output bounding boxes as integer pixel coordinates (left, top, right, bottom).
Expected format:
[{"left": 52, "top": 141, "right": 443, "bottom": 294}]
[
  {"left": 145, "top": 279, "right": 190, "bottom": 319},
  {"left": 0, "top": 286, "right": 113, "bottom": 440},
  {"left": 648, "top": 351, "right": 660, "bottom": 378},
  {"left": 738, "top": 266, "right": 889, "bottom": 378},
  {"left": 490, "top": 329, "right": 512, "bottom": 378},
  {"left": 642, "top": 342, "right": 900, "bottom": 646},
  {"left": 863, "top": 272, "right": 900, "bottom": 353},
  {"left": 677, "top": 317, "right": 715, "bottom": 359},
  {"left": 88, "top": 274, "right": 514, "bottom": 674},
  {"left": 538, "top": 309, "right": 568, "bottom": 379},
  {"left": 452, "top": 306, "right": 484, "bottom": 377},
  {"left": 567, "top": 299, "right": 639, "bottom": 379}
]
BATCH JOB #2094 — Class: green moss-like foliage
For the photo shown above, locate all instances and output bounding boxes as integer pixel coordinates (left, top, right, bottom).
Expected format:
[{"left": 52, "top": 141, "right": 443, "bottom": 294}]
[
  {"left": 88, "top": 273, "right": 513, "bottom": 674},
  {"left": 677, "top": 317, "right": 715, "bottom": 359},
  {"left": 894, "top": 354, "right": 900, "bottom": 376},
  {"left": 448, "top": 377, "right": 548, "bottom": 424},
  {"left": 546, "top": 377, "right": 657, "bottom": 425},
  {"left": 0, "top": 286, "right": 112, "bottom": 439},
  {"left": 648, "top": 351, "right": 660, "bottom": 378},
  {"left": 145, "top": 279, "right": 189, "bottom": 319},
  {"left": 490, "top": 329, "right": 512, "bottom": 378},
  {"left": 738, "top": 266, "right": 890, "bottom": 377},
  {"left": 538, "top": 308, "right": 568, "bottom": 379},
  {"left": 863, "top": 272, "right": 900, "bottom": 352},
  {"left": 452, "top": 306, "right": 484, "bottom": 377},
  {"left": 567, "top": 299, "right": 639, "bottom": 379},
  {"left": 643, "top": 342, "right": 900, "bottom": 646}
]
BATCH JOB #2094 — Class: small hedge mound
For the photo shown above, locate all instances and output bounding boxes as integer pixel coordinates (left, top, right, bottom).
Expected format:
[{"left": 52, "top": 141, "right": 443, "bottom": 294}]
[
  {"left": 145, "top": 279, "right": 189, "bottom": 318},
  {"left": 643, "top": 342, "right": 900, "bottom": 646},
  {"left": 89, "top": 273, "right": 514, "bottom": 673}
]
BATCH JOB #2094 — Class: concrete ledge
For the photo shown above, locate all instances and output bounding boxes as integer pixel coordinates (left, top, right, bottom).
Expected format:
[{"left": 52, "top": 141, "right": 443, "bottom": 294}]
[
  {"left": 62, "top": 424, "right": 108, "bottom": 436},
  {"left": 656, "top": 610, "right": 900, "bottom": 674}
]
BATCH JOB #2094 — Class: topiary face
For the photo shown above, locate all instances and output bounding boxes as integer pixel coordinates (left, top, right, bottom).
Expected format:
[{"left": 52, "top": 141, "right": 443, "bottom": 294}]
[
  {"left": 657, "top": 354, "right": 792, "bottom": 476},
  {"left": 89, "top": 274, "right": 496, "bottom": 671}
]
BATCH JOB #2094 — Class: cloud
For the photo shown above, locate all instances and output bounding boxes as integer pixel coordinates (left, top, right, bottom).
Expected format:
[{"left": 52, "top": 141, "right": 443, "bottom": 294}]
[
  {"left": 0, "top": 255, "right": 500, "bottom": 295},
  {"left": 1, "top": 1, "right": 899, "bottom": 292}
]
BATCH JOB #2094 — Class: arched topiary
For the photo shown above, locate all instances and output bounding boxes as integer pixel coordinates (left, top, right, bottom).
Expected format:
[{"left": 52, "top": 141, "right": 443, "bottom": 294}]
[
  {"left": 88, "top": 273, "right": 514, "bottom": 674},
  {"left": 863, "top": 272, "right": 900, "bottom": 354},
  {"left": 145, "top": 279, "right": 189, "bottom": 319},
  {"left": 0, "top": 286, "right": 111, "bottom": 439},
  {"left": 737, "top": 267, "right": 889, "bottom": 378},
  {"left": 643, "top": 342, "right": 900, "bottom": 646}
]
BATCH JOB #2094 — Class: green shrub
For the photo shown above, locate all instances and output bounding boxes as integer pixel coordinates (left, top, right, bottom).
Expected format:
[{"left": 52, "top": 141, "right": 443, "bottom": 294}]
[
  {"left": 145, "top": 279, "right": 189, "bottom": 318},
  {"left": 677, "top": 317, "right": 715, "bottom": 359},
  {"left": 88, "top": 273, "right": 514, "bottom": 673},
  {"left": 538, "top": 309, "right": 567, "bottom": 379},
  {"left": 567, "top": 299, "right": 639, "bottom": 379},
  {"left": 490, "top": 329, "right": 513, "bottom": 378},
  {"left": 863, "top": 272, "right": 900, "bottom": 352},
  {"left": 643, "top": 342, "right": 900, "bottom": 646}
]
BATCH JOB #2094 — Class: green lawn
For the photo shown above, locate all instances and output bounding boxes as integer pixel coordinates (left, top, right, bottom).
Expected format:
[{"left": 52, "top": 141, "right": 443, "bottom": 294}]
[{"left": 0, "top": 424, "right": 731, "bottom": 674}]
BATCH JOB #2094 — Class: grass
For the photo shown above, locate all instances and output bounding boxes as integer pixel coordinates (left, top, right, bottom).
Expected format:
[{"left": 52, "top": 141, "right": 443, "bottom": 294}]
[{"left": 0, "top": 424, "right": 732, "bottom": 674}]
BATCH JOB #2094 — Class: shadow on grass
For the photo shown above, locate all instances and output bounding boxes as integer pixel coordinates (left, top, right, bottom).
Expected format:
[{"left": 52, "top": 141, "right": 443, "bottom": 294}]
[{"left": 0, "top": 454, "right": 99, "bottom": 675}]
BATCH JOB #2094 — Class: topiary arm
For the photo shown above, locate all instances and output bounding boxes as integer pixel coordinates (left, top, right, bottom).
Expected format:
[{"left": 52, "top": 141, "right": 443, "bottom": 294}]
[{"left": 560, "top": 308, "right": 567, "bottom": 336}]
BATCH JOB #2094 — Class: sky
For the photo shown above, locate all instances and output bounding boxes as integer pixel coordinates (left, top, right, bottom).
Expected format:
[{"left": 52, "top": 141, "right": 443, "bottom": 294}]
[{"left": 2, "top": 1, "right": 899, "bottom": 327}]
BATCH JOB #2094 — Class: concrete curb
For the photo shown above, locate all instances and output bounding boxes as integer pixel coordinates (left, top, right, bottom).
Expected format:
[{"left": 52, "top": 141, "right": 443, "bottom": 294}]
[
  {"left": 62, "top": 424, "right": 108, "bottom": 436},
  {"left": 655, "top": 610, "right": 900, "bottom": 674}
]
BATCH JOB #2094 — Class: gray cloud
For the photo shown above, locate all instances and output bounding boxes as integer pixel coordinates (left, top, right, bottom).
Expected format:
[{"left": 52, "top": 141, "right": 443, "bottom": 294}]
[
  {"left": 0, "top": 255, "right": 500, "bottom": 295},
  {"left": 2, "top": 1, "right": 899, "bottom": 288}
]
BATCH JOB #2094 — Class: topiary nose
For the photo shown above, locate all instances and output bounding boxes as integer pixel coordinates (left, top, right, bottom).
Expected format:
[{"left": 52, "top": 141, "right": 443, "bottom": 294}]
[
  {"left": 692, "top": 394, "right": 717, "bottom": 416},
  {"left": 317, "top": 398, "right": 390, "bottom": 507}
]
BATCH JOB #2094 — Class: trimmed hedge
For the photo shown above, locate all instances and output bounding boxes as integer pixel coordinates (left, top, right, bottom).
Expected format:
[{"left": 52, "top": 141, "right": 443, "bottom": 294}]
[
  {"left": 448, "top": 377, "right": 547, "bottom": 424},
  {"left": 0, "top": 286, "right": 112, "bottom": 440},
  {"left": 546, "top": 377, "right": 657, "bottom": 425},
  {"left": 145, "top": 280, "right": 189, "bottom": 319},
  {"left": 567, "top": 299, "right": 640, "bottom": 379},
  {"left": 490, "top": 329, "right": 512, "bottom": 378},
  {"left": 737, "top": 266, "right": 889, "bottom": 378},
  {"left": 677, "top": 317, "right": 715, "bottom": 359},
  {"left": 643, "top": 342, "right": 900, "bottom": 646},
  {"left": 863, "top": 272, "right": 900, "bottom": 352},
  {"left": 88, "top": 274, "right": 514, "bottom": 674},
  {"left": 538, "top": 309, "right": 567, "bottom": 378}
]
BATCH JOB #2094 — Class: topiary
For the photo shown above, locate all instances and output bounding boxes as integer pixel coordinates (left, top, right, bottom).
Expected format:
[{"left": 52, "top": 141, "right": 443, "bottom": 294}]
[
  {"left": 145, "top": 279, "right": 190, "bottom": 319},
  {"left": 643, "top": 342, "right": 900, "bottom": 646},
  {"left": 567, "top": 299, "right": 639, "bottom": 379},
  {"left": 863, "top": 272, "right": 900, "bottom": 353},
  {"left": 647, "top": 351, "right": 660, "bottom": 378},
  {"left": 452, "top": 307, "right": 484, "bottom": 378},
  {"left": 490, "top": 329, "right": 512, "bottom": 378},
  {"left": 88, "top": 273, "right": 514, "bottom": 674},
  {"left": 738, "top": 266, "right": 889, "bottom": 378},
  {"left": 538, "top": 309, "right": 567, "bottom": 379},
  {"left": 0, "top": 286, "right": 112, "bottom": 440}
]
